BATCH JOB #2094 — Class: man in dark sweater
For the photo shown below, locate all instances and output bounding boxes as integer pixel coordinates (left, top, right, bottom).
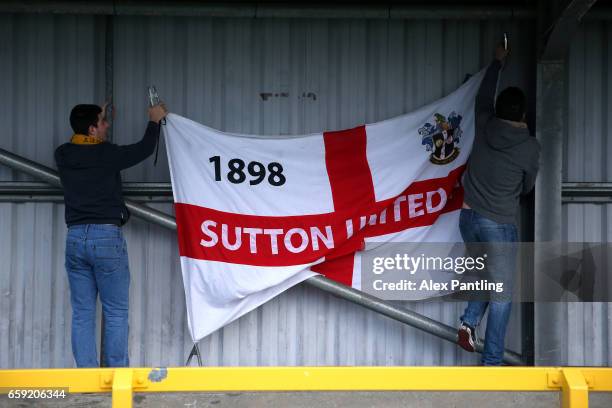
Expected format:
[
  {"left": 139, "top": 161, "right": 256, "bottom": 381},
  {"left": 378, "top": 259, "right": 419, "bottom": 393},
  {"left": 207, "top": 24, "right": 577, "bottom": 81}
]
[
  {"left": 55, "top": 102, "right": 167, "bottom": 367},
  {"left": 456, "top": 44, "right": 540, "bottom": 365}
]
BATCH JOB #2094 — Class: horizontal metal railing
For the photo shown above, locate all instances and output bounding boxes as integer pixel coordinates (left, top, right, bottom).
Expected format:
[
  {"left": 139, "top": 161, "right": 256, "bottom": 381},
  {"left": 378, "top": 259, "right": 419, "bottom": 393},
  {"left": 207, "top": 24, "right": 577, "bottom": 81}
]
[
  {"left": 1, "top": 181, "right": 609, "bottom": 203},
  {"left": 1, "top": 366, "right": 611, "bottom": 408}
]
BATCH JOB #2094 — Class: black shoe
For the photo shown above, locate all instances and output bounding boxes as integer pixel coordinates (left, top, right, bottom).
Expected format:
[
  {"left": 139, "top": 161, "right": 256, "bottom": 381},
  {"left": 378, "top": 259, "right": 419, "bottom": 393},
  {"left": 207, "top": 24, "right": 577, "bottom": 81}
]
[{"left": 457, "top": 323, "right": 476, "bottom": 352}]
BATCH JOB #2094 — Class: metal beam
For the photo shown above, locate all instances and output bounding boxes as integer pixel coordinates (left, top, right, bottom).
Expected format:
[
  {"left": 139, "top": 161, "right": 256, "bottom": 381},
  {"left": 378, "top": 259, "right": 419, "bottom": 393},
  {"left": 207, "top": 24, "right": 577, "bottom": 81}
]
[
  {"left": 0, "top": 147, "right": 524, "bottom": 365},
  {"left": 3, "top": 181, "right": 609, "bottom": 202},
  {"left": 541, "top": 0, "right": 600, "bottom": 61},
  {"left": 534, "top": 0, "right": 599, "bottom": 367},
  {"left": 535, "top": 61, "right": 566, "bottom": 366},
  {"left": 2, "top": 366, "right": 611, "bottom": 398},
  {"left": 0, "top": 1, "right": 539, "bottom": 19},
  {"left": 0, "top": 181, "right": 174, "bottom": 196},
  {"left": 562, "top": 182, "right": 612, "bottom": 203},
  {"left": 3, "top": 1, "right": 612, "bottom": 20}
]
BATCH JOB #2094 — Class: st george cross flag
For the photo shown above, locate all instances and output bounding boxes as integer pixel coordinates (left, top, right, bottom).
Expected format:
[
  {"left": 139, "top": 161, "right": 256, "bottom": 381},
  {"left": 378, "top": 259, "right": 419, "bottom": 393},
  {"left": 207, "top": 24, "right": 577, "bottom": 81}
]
[{"left": 165, "top": 69, "right": 485, "bottom": 342}]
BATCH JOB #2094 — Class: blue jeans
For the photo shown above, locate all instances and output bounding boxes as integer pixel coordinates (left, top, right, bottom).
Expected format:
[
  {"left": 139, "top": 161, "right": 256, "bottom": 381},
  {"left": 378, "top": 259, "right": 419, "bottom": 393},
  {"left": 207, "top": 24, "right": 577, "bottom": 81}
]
[
  {"left": 459, "top": 209, "right": 517, "bottom": 366},
  {"left": 65, "top": 224, "right": 130, "bottom": 367}
]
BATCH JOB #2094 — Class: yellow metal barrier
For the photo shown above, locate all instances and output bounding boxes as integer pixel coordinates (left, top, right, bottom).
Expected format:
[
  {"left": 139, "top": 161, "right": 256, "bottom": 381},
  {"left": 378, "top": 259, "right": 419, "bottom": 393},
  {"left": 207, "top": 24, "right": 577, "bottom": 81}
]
[{"left": 1, "top": 367, "right": 612, "bottom": 408}]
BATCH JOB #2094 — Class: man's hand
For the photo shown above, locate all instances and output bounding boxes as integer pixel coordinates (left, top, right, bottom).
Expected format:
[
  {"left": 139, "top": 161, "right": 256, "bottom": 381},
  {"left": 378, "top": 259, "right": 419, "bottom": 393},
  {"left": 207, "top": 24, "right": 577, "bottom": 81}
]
[
  {"left": 495, "top": 43, "right": 509, "bottom": 62},
  {"left": 102, "top": 102, "right": 115, "bottom": 122},
  {"left": 148, "top": 103, "right": 168, "bottom": 123}
]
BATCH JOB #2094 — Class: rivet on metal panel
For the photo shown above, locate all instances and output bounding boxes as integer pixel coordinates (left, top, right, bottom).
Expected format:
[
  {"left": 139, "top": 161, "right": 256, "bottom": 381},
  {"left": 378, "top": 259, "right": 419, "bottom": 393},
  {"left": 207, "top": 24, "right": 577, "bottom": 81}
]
[
  {"left": 547, "top": 371, "right": 562, "bottom": 388},
  {"left": 134, "top": 372, "right": 148, "bottom": 388},
  {"left": 100, "top": 374, "right": 113, "bottom": 388}
]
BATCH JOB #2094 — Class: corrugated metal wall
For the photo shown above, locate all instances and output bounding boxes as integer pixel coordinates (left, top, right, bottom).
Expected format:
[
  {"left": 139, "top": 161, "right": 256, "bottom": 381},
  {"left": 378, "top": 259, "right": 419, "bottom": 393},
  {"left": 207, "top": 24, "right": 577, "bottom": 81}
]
[
  {"left": 0, "top": 13, "right": 538, "bottom": 368},
  {"left": 0, "top": 14, "right": 108, "bottom": 369},
  {"left": 558, "top": 21, "right": 612, "bottom": 366}
]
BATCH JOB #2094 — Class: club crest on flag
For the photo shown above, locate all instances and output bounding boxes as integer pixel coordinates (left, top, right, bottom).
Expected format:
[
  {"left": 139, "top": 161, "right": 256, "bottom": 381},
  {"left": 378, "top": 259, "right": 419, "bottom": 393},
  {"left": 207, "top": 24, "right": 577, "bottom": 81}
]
[{"left": 418, "top": 112, "right": 463, "bottom": 165}]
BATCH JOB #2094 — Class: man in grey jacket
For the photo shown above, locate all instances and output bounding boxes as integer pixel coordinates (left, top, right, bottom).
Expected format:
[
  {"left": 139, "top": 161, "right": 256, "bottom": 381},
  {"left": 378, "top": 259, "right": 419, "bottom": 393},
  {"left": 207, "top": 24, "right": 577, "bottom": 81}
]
[{"left": 456, "top": 44, "right": 540, "bottom": 365}]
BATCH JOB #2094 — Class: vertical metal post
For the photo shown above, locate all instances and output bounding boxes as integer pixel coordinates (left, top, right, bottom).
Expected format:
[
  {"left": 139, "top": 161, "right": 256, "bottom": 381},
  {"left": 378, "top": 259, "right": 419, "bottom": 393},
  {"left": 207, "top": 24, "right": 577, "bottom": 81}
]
[
  {"left": 520, "top": 29, "right": 539, "bottom": 367},
  {"left": 560, "top": 368, "right": 590, "bottom": 408},
  {"left": 105, "top": 14, "right": 114, "bottom": 141},
  {"left": 112, "top": 368, "right": 134, "bottom": 408},
  {"left": 100, "top": 14, "right": 114, "bottom": 368},
  {"left": 533, "top": 0, "right": 599, "bottom": 366},
  {"left": 534, "top": 60, "right": 565, "bottom": 365}
]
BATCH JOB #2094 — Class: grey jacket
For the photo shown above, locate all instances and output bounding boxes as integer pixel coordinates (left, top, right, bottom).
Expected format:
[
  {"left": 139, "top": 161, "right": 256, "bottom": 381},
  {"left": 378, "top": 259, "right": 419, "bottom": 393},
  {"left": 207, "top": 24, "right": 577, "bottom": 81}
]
[{"left": 462, "top": 60, "right": 540, "bottom": 224}]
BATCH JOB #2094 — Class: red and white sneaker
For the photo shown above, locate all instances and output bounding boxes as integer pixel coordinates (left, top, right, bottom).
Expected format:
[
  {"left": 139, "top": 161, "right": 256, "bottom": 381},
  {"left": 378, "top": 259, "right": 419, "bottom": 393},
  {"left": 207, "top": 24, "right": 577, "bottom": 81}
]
[{"left": 457, "top": 323, "right": 476, "bottom": 352}]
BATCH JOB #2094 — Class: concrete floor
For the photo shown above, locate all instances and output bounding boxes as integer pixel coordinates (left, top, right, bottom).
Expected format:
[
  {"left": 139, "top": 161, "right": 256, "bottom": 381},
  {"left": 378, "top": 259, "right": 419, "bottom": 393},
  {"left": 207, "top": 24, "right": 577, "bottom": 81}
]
[{"left": 2, "top": 391, "right": 612, "bottom": 408}]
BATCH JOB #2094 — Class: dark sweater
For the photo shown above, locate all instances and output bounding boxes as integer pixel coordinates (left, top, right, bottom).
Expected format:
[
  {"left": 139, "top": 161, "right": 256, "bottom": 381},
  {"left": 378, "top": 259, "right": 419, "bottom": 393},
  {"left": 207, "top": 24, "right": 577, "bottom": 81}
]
[
  {"left": 55, "top": 121, "right": 160, "bottom": 227},
  {"left": 462, "top": 60, "right": 540, "bottom": 224}
]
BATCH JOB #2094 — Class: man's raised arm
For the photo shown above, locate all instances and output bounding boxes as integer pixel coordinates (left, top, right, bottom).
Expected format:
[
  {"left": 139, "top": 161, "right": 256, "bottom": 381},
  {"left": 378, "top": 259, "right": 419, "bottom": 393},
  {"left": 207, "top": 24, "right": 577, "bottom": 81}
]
[{"left": 475, "top": 44, "right": 508, "bottom": 126}]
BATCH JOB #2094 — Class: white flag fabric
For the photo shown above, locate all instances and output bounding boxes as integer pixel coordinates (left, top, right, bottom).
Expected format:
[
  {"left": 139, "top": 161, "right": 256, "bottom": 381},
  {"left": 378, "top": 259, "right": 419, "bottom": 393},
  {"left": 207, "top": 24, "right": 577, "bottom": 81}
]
[{"left": 165, "top": 69, "right": 485, "bottom": 341}]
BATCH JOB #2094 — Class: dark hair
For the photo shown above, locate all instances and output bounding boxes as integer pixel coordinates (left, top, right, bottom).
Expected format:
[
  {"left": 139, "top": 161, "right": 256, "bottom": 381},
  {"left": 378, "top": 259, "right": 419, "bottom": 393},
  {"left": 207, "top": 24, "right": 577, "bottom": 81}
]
[
  {"left": 70, "top": 104, "right": 102, "bottom": 135},
  {"left": 495, "top": 87, "right": 526, "bottom": 122}
]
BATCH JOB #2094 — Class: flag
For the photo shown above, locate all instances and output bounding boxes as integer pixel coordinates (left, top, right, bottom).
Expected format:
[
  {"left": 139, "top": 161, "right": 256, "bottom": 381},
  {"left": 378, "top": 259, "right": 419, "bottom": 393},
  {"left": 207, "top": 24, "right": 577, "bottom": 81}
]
[{"left": 165, "top": 69, "right": 485, "bottom": 341}]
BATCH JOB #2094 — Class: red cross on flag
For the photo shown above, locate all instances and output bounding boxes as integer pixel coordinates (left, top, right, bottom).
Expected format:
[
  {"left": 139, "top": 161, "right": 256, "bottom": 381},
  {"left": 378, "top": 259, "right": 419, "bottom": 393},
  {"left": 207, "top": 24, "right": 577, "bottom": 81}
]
[{"left": 166, "top": 69, "right": 485, "bottom": 341}]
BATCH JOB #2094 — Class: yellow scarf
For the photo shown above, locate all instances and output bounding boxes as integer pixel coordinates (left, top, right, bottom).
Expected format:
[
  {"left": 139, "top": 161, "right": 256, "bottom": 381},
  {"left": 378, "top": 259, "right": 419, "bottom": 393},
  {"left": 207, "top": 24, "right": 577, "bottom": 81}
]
[{"left": 71, "top": 134, "right": 103, "bottom": 145}]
